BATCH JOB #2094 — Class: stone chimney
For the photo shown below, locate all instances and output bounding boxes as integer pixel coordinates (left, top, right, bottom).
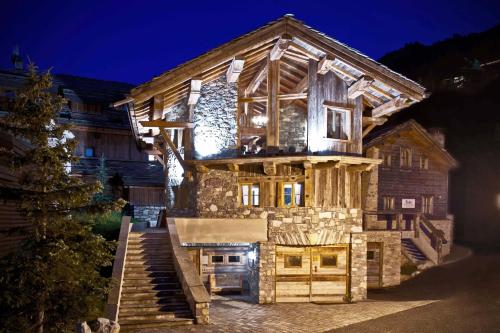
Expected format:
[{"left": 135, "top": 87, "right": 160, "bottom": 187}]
[
  {"left": 11, "top": 45, "right": 23, "bottom": 71},
  {"left": 428, "top": 128, "right": 445, "bottom": 147}
]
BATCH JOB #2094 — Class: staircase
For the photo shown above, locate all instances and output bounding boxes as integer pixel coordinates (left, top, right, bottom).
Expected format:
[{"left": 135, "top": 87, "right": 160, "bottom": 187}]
[
  {"left": 118, "top": 230, "right": 194, "bottom": 332},
  {"left": 402, "top": 238, "right": 428, "bottom": 263}
]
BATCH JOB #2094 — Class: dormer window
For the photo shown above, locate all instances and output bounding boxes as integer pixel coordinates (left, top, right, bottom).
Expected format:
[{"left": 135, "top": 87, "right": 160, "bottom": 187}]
[{"left": 324, "top": 102, "right": 351, "bottom": 141}]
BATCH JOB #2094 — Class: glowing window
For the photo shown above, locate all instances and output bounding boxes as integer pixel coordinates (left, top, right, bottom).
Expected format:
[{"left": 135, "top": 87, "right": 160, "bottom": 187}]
[
  {"left": 84, "top": 147, "right": 94, "bottom": 157},
  {"left": 325, "top": 105, "right": 351, "bottom": 141},
  {"left": 422, "top": 196, "right": 434, "bottom": 214},
  {"left": 419, "top": 156, "right": 429, "bottom": 170},
  {"left": 284, "top": 255, "right": 302, "bottom": 268},
  {"left": 383, "top": 196, "right": 395, "bottom": 210},
  {"left": 282, "top": 183, "right": 304, "bottom": 207},
  {"left": 400, "top": 148, "right": 412, "bottom": 168},
  {"left": 241, "top": 184, "right": 259, "bottom": 207},
  {"left": 320, "top": 254, "right": 337, "bottom": 267}
]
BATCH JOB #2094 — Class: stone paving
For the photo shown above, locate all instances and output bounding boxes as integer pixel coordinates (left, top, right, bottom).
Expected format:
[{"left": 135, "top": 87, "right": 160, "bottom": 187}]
[{"left": 140, "top": 295, "right": 437, "bottom": 333}]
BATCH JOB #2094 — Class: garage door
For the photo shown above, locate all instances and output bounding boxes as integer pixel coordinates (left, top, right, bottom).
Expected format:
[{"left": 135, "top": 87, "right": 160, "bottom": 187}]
[
  {"left": 367, "top": 242, "right": 382, "bottom": 288},
  {"left": 275, "top": 245, "right": 348, "bottom": 302}
]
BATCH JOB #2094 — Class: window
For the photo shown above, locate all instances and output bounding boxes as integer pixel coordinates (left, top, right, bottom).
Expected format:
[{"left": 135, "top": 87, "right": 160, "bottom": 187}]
[
  {"left": 282, "top": 182, "right": 304, "bottom": 207},
  {"left": 400, "top": 148, "right": 412, "bottom": 168},
  {"left": 320, "top": 254, "right": 337, "bottom": 267},
  {"left": 381, "top": 153, "right": 392, "bottom": 167},
  {"left": 422, "top": 196, "right": 434, "bottom": 214},
  {"left": 367, "top": 251, "right": 375, "bottom": 260},
  {"left": 228, "top": 255, "right": 241, "bottom": 263},
  {"left": 284, "top": 255, "right": 302, "bottom": 268},
  {"left": 419, "top": 156, "right": 429, "bottom": 170},
  {"left": 241, "top": 184, "right": 260, "bottom": 207},
  {"left": 325, "top": 105, "right": 351, "bottom": 140},
  {"left": 383, "top": 196, "right": 395, "bottom": 210},
  {"left": 211, "top": 255, "right": 224, "bottom": 264},
  {"left": 84, "top": 147, "right": 95, "bottom": 157}
]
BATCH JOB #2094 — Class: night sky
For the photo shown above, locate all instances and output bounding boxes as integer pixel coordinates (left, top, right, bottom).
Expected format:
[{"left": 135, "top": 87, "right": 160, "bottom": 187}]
[{"left": 1, "top": 0, "right": 498, "bottom": 85}]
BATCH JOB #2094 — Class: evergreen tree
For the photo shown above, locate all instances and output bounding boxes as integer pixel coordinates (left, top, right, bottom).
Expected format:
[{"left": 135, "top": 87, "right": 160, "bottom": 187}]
[{"left": 0, "top": 66, "right": 124, "bottom": 332}]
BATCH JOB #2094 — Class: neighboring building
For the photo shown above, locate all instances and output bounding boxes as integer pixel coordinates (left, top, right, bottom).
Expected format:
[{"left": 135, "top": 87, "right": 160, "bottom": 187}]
[
  {"left": 363, "top": 120, "right": 458, "bottom": 279},
  {"left": 114, "top": 14, "right": 427, "bottom": 325},
  {"left": 0, "top": 67, "right": 166, "bottom": 227}
]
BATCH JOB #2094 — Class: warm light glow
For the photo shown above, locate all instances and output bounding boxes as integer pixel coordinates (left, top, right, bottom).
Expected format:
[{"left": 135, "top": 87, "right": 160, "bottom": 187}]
[
  {"left": 252, "top": 115, "right": 268, "bottom": 127},
  {"left": 496, "top": 194, "right": 500, "bottom": 210},
  {"left": 194, "top": 132, "right": 221, "bottom": 158},
  {"left": 248, "top": 249, "right": 256, "bottom": 261}
]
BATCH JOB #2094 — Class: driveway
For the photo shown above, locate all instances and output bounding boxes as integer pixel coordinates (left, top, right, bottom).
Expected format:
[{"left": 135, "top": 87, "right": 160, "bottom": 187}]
[{"left": 142, "top": 251, "right": 500, "bottom": 333}]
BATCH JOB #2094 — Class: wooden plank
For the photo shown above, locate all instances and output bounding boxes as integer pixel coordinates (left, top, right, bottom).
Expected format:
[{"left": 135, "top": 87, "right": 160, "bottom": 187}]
[
  {"left": 371, "top": 96, "right": 408, "bottom": 117},
  {"left": 140, "top": 120, "right": 194, "bottom": 128},
  {"left": 270, "top": 34, "right": 292, "bottom": 61},
  {"left": 304, "top": 161, "right": 314, "bottom": 207},
  {"left": 238, "top": 93, "right": 307, "bottom": 103},
  {"left": 317, "top": 55, "right": 334, "bottom": 74},
  {"left": 187, "top": 79, "right": 202, "bottom": 106},
  {"left": 267, "top": 57, "right": 280, "bottom": 148},
  {"left": 307, "top": 59, "right": 319, "bottom": 153},
  {"left": 226, "top": 56, "right": 245, "bottom": 83},
  {"left": 348, "top": 76, "right": 374, "bottom": 99},
  {"left": 161, "top": 129, "right": 185, "bottom": 169},
  {"left": 263, "top": 161, "right": 277, "bottom": 176},
  {"left": 245, "top": 60, "right": 268, "bottom": 95}
]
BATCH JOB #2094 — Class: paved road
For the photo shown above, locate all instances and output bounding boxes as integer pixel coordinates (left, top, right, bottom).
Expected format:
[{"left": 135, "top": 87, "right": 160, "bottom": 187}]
[{"left": 331, "top": 252, "right": 500, "bottom": 333}]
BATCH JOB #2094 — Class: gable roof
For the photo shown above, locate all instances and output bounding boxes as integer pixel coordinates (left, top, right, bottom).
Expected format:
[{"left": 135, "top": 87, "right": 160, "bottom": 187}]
[
  {"left": 364, "top": 119, "right": 458, "bottom": 168},
  {"left": 121, "top": 15, "right": 428, "bottom": 137}
]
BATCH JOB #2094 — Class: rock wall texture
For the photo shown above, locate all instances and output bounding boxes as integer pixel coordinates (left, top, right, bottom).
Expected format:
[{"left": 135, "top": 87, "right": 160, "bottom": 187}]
[
  {"left": 279, "top": 104, "right": 307, "bottom": 153},
  {"left": 134, "top": 205, "right": 164, "bottom": 227},
  {"left": 366, "top": 231, "right": 401, "bottom": 287},
  {"left": 190, "top": 169, "right": 368, "bottom": 301},
  {"left": 193, "top": 78, "right": 238, "bottom": 159}
]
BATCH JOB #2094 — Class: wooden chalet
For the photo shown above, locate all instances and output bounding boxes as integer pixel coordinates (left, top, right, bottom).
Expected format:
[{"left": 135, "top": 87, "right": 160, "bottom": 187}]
[{"left": 363, "top": 120, "right": 457, "bottom": 272}]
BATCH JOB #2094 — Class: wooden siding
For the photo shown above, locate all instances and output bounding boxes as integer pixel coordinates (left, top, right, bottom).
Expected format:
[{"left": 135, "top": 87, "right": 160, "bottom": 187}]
[
  {"left": 128, "top": 187, "right": 165, "bottom": 206},
  {"left": 376, "top": 136, "right": 450, "bottom": 219},
  {"left": 73, "top": 130, "right": 147, "bottom": 161}
]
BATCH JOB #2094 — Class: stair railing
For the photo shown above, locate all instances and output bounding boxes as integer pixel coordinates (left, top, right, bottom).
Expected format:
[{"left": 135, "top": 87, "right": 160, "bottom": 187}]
[
  {"left": 106, "top": 216, "right": 133, "bottom": 322},
  {"left": 417, "top": 214, "right": 446, "bottom": 264}
]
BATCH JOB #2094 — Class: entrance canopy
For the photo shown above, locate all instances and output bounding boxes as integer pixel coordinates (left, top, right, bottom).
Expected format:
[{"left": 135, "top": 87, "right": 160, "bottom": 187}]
[{"left": 170, "top": 218, "right": 268, "bottom": 244}]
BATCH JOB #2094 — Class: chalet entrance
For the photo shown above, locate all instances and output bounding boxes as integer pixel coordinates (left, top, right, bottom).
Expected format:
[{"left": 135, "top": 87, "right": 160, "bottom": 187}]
[
  {"left": 367, "top": 242, "right": 383, "bottom": 288},
  {"left": 275, "top": 245, "right": 348, "bottom": 303}
]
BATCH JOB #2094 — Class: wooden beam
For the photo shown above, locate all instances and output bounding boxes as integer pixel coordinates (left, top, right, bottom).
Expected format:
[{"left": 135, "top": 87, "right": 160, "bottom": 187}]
[
  {"left": 227, "top": 163, "right": 239, "bottom": 172},
  {"left": 317, "top": 55, "right": 334, "bottom": 75},
  {"left": 281, "top": 76, "right": 309, "bottom": 108},
  {"left": 288, "top": 42, "right": 321, "bottom": 61},
  {"left": 270, "top": 34, "right": 292, "bottom": 61},
  {"left": 150, "top": 95, "right": 164, "bottom": 135},
  {"left": 312, "top": 161, "right": 339, "bottom": 170},
  {"left": 267, "top": 57, "right": 280, "bottom": 148},
  {"left": 263, "top": 161, "right": 276, "bottom": 176},
  {"left": 140, "top": 120, "right": 194, "bottom": 128},
  {"left": 160, "top": 129, "right": 185, "bottom": 169},
  {"left": 226, "top": 56, "right": 245, "bottom": 83},
  {"left": 362, "top": 116, "right": 387, "bottom": 126},
  {"left": 187, "top": 79, "right": 202, "bottom": 106},
  {"left": 154, "top": 154, "right": 165, "bottom": 167},
  {"left": 328, "top": 62, "right": 357, "bottom": 81},
  {"left": 303, "top": 161, "right": 314, "bottom": 207},
  {"left": 195, "top": 164, "right": 209, "bottom": 173},
  {"left": 371, "top": 96, "right": 408, "bottom": 117},
  {"left": 348, "top": 76, "right": 374, "bottom": 99},
  {"left": 347, "top": 163, "right": 373, "bottom": 172},
  {"left": 238, "top": 92, "right": 307, "bottom": 103},
  {"left": 245, "top": 61, "right": 268, "bottom": 95},
  {"left": 362, "top": 123, "right": 377, "bottom": 138}
]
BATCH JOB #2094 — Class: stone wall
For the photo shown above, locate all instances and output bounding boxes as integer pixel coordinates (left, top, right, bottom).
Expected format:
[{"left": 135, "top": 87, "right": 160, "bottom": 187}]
[
  {"left": 351, "top": 233, "right": 368, "bottom": 301},
  {"left": 193, "top": 78, "right": 238, "bottom": 159},
  {"left": 365, "top": 231, "right": 401, "bottom": 287},
  {"left": 192, "top": 168, "right": 368, "bottom": 301},
  {"left": 279, "top": 104, "right": 307, "bottom": 153},
  {"left": 133, "top": 205, "right": 164, "bottom": 227}
]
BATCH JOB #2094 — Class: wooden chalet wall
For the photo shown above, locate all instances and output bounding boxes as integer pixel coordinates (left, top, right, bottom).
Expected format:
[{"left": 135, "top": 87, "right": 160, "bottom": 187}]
[
  {"left": 307, "top": 60, "right": 363, "bottom": 155},
  {"left": 0, "top": 201, "right": 28, "bottom": 257},
  {"left": 376, "top": 136, "right": 450, "bottom": 219}
]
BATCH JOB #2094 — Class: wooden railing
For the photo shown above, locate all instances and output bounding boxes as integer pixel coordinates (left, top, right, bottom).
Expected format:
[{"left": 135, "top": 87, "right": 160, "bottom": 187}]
[
  {"left": 106, "top": 216, "right": 132, "bottom": 322},
  {"left": 363, "top": 211, "right": 419, "bottom": 233}
]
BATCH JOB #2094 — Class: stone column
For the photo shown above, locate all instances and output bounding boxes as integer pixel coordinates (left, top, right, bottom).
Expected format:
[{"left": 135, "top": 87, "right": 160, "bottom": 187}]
[
  {"left": 362, "top": 147, "right": 380, "bottom": 228},
  {"left": 350, "top": 233, "right": 367, "bottom": 301},
  {"left": 257, "top": 241, "right": 276, "bottom": 304}
]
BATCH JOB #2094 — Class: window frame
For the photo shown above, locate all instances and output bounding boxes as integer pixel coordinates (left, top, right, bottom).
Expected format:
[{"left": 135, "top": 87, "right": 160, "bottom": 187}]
[
  {"left": 381, "top": 153, "right": 392, "bottom": 168},
  {"left": 422, "top": 195, "right": 434, "bottom": 215},
  {"left": 284, "top": 254, "right": 303, "bottom": 268},
  {"left": 240, "top": 183, "right": 260, "bottom": 207},
  {"left": 320, "top": 254, "right": 338, "bottom": 268},
  {"left": 323, "top": 104, "right": 352, "bottom": 142},
  {"left": 419, "top": 156, "right": 429, "bottom": 170},
  {"left": 383, "top": 196, "right": 395, "bottom": 210},
  {"left": 210, "top": 255, "right": 224, "bottom": 265},
  {"left": 84, "top": 147, "right": 95, "bottom": 158},
  {"left": 400, "top": 147, "right": 413, "bottom": 168},
  {"left": 227, "top": 255, "right": 242, "bottom": 264},
  {"left": 281, "top": 182, "right": 304, "bottom": 208}
]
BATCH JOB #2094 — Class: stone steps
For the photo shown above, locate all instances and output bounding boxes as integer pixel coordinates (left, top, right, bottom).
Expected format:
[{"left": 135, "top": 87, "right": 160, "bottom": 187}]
[
  {"left": 402, "top": 238, "right": 428, "bottom": 262},
  {"left": 118, "top": 230, "right": 193, "bottom": 331}
]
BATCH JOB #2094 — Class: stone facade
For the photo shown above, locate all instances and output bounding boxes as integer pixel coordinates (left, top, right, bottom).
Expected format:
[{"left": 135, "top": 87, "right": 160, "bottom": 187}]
[
  {"left": 190, "top": 168, "right": 368, "bottom": 302},
  {"left": 193, "top": 78, "right": 238, "bottom": 159},
  {"left": 365, "top": 231, "right": 401, "bottom": 287},
  {"left": 134, "top": 205, "right": 164, "bottom": 227},
  {"left": 279, "top": 104, "right": 307, "bottom": 153}
]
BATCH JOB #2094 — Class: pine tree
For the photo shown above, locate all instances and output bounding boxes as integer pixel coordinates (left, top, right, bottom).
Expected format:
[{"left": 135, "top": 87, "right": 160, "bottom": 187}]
[{"left": 0, "top": 66, "right": 124, "bottom": 332}]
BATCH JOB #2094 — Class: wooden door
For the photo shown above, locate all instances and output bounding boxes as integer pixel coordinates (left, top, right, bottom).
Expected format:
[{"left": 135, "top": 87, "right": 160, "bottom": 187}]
[
  {"left": 275, "top": 245, "right": 348, "bottom": 302},
  {"left": 310, "top": 246, "right": 348, "bottom": 302},
  {"left": 367, "top": 242, "right": 382, "bottom": 288}
]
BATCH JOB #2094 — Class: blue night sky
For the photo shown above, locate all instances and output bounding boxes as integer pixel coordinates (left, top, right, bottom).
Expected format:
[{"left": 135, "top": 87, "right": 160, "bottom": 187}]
[{"left": 0, "top": 0, "right": 498, "bottom": 85}]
